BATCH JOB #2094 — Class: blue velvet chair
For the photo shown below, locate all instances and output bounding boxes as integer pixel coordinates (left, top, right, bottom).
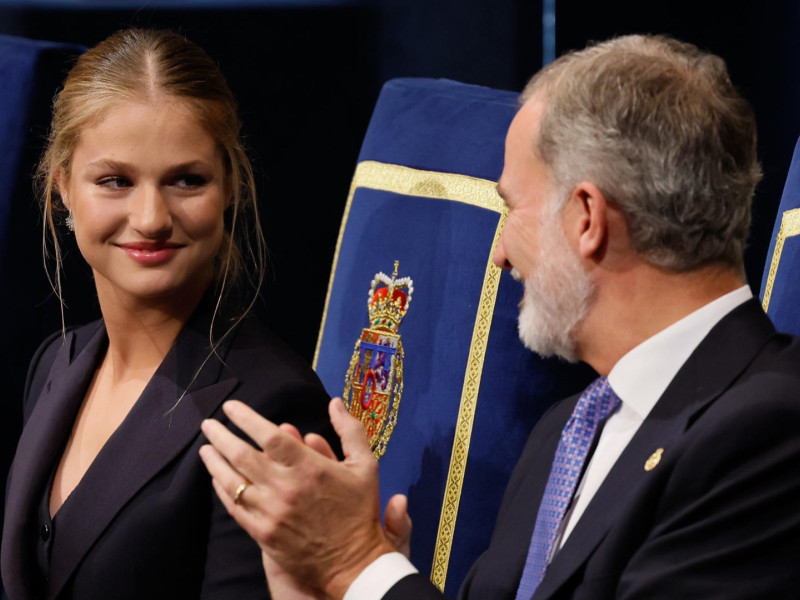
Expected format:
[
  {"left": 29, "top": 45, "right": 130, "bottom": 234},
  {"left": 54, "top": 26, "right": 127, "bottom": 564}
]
[
  {"left": 313, "top": 78, "right": 595, "bottom": 596},
  {"left": 0, "top": 34, "right": 84, "bottom": 597},
  {"left": 761, "top": 136, "right": 800, "bottom": 336}
]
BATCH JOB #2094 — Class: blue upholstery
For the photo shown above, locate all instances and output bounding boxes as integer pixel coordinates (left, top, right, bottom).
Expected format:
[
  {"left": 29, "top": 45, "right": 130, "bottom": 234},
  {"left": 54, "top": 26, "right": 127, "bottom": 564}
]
[
  {"left": 314, "top": 78, "right": 595, "bottom": 595},
  {"left": 0, "top": 34, "right": 84, "bottom": 597},
  {"left": 0, "top": 35, "right": 81, "bottom": 253},
  {"left": 760, "top": 136, "right": 800, "bottom": 336},
  {"left": 0, "top": 32, "right": 84, "bottom": 393}
]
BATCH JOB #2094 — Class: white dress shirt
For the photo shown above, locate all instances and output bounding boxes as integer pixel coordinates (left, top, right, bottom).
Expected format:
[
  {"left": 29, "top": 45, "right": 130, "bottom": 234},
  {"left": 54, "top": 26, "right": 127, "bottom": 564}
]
[{"left": 345, "top": 285, "right": 753, "bottom": 599}]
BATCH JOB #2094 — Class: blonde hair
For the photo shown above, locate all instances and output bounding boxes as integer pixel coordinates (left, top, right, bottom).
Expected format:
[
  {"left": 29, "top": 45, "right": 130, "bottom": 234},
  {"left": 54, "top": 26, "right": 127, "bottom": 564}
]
[{"left": 38, "top": 28, "right": 266, "bottom": 331}]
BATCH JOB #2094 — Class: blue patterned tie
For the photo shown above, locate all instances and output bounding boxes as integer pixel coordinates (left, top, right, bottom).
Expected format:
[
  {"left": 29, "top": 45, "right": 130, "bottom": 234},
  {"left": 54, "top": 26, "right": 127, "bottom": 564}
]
[{"left": 515, "top": 376, "right": 621, "bottom": 599}]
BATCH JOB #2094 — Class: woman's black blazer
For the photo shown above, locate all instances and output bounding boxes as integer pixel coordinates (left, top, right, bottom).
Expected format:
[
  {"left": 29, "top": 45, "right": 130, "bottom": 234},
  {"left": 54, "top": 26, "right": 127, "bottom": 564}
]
[{"left": 1, "top": 306, "right": 333, "bottom": 600}]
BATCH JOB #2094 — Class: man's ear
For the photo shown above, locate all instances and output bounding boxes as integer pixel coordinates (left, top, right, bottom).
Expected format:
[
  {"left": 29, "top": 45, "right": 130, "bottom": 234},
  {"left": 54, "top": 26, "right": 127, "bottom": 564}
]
[
  {"left": 567, "top": 181, "right": 608, "bottom": 260},
  {"left": 55, "top": 167, "right": 69, "bottom": 209}
]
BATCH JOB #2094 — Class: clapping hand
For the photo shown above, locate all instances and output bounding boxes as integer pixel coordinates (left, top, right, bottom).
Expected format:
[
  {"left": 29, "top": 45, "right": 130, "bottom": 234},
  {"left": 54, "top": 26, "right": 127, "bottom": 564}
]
[{"left": 199, "top": 398, "right": 411, "bottom": 599}]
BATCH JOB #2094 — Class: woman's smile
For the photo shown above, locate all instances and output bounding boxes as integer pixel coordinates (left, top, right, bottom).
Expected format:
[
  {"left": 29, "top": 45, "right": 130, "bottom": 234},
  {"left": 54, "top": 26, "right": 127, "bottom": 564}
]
[{"left": 57, "top": 99, "right": 226, "bottom": 306}]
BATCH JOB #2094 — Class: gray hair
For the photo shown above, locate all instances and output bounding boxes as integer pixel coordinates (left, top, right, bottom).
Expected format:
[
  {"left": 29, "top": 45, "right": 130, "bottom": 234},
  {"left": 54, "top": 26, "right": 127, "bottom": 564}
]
[{"left": 523, "top": 34, "right": 761, "bottom": 272}]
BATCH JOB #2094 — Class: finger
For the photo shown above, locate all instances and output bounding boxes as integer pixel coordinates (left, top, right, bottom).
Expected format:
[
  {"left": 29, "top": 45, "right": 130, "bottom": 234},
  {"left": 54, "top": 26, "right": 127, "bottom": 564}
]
[
  {"left": 328, "top": 398, "right": 373, "bottom": 464},
  {"left": 201, "top": 417, "right": 272, "bottom": 483},
  {"left": 279, "top": 422, "right": 304, "bottom": 442},
  {"left": 223, "top": 400, "right": 307, "bottom": 466},
  {"left": 222, "top": 400, "right": 281, "bottom": 445},
  {"left": 384, "top": 494, "right": 409, "bottom": 528},
  {"left": 198, "top": 443, "right": 243, "bottom": 494},
  {"left": 303, "top": 432, "right": 338, "bottom": 460},
  {"left": 209, "top": 474, "right": 270, "bottom": 538},
  {"left": 384, "top": 494, "right": 412, "bottom": 558}
]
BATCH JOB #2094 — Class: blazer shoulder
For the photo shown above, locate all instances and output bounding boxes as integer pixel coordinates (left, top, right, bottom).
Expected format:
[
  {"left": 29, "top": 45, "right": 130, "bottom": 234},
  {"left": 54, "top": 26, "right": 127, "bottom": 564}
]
[
  {"left": 226, "top": 316, "right": 324, "bottom": 390},
  {"left": 222, "top": 316, "right": 335, "bottom": 442},
  {"left": 701, "top": 329, "right": 800, "bottom": 424},
  {"left": 751, "top": 331, "right": 800, "bottom": 378}
]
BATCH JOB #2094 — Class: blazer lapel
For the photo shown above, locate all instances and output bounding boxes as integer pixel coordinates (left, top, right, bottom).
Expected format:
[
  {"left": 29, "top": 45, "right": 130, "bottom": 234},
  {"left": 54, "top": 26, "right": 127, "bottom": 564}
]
[
  {"left": 2, "top": 324, "right": 106, "bottom": 599},
  {"left": 533, "top": 300, "right": 775, "bottom": 599},
  {"left": 45, "top": 310, "right": 241, "bottom": 598}
]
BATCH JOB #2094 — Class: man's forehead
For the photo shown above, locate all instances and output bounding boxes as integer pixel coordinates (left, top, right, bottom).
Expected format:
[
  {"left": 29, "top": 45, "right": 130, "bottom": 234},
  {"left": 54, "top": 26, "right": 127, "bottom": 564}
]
[{"left": 505, "top": 97, "right": 545, "bottom": 163}]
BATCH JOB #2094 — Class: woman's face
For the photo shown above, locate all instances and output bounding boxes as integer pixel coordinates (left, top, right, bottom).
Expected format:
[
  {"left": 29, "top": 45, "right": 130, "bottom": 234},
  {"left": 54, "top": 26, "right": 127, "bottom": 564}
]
[{"left": 57, "top": 100, "right": 227, "bottom": 309}]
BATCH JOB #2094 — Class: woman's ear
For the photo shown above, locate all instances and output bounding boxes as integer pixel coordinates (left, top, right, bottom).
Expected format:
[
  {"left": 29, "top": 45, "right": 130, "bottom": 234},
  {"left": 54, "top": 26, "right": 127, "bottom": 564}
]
[
  {"left": 55, "top": 167, "right": 69, "bottom": 209},
  {"left": 224, "top": 182, "right": 234, "bottom": 211},
  {"left": 567, "top": 181, "right": 608, "bottom": 260}
]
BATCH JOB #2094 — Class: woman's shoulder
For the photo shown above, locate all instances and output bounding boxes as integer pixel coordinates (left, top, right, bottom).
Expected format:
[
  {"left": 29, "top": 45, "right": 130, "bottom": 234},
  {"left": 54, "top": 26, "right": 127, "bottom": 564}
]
[
  {"left": 226, "top": 315, "right": 321, "bottom": 386},
  {"left": 223, "top": 316, "right": 334, "bottom": 429}
]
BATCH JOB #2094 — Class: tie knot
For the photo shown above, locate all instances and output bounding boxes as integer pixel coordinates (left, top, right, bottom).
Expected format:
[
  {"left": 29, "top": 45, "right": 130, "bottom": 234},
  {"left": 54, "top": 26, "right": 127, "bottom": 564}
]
[{"left": 572, "top": 376, "right": 620, "bottom": 428}]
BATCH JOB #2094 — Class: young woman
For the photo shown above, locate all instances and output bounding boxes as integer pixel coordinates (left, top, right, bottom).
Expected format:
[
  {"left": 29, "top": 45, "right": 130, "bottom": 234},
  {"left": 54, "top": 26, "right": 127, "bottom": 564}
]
[{"left": 0, "top": 28, "right": 333, "bottom": 600}]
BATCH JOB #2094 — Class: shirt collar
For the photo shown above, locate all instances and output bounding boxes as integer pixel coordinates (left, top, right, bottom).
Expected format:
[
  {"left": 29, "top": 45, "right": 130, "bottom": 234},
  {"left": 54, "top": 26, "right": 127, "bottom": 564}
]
[{"left": 607, "top": 285, "right": 752, "bottom": 420}]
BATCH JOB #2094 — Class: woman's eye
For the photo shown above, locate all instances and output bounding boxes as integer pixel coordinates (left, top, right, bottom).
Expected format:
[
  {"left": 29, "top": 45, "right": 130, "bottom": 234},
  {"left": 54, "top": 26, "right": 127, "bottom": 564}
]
[
  {"left": 175, "top": 174, "right": 208, "bottom": 188},
  {"left": 97, "top": 176, "right": 131, "bottom": 189}
]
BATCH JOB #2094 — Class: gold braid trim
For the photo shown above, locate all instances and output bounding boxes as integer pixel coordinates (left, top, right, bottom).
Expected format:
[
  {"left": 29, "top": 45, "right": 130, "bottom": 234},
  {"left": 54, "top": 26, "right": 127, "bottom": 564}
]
[
  {"left": 429, "top": 211, "right": 506, "bottom": 590},
  {"left": 762, "top": 207, "right": 800, "bottom": 311},
  {"left": 314, "top": 160, "right": 503, "bottom": 367},
  {"left": 313, "top": 160, "right": 506, "bottom": 592}
]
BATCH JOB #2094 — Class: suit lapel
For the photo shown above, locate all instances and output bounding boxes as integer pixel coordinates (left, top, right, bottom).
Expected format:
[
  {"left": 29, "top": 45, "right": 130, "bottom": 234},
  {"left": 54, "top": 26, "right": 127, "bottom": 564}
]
[
  {"left": 533, "top": 300, "right": 775, "bottom": 599},
  {"left": 1, "top": 324, "right": 106, "bottom": 598},
  {"left": 44, "top": 309, "right": 241, "bottom": 598}
]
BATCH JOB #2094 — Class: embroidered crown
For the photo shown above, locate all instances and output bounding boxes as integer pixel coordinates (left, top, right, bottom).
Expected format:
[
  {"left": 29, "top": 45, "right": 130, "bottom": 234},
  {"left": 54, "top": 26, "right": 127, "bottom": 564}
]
[{"left": 367, "top": 261, "right": 413, "bottom": 333}]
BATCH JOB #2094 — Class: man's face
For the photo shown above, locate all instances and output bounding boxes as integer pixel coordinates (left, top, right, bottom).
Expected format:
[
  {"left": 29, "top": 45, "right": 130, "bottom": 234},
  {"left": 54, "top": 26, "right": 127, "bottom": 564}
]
[
  {"left": 495, "top": 97, "right": 594, "bottom": 361},
  {"left": 516, "top": 202, "right": 595, "bottom": 362},
  {"left": 494, "top": 98, "right": 552, "bottom": 279}
]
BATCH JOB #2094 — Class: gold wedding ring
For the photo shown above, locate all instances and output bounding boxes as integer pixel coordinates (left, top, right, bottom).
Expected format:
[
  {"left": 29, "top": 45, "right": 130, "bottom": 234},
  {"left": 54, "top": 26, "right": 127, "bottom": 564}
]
[{"left": 233, "top": 480, "right": 250, "bottom": 505}]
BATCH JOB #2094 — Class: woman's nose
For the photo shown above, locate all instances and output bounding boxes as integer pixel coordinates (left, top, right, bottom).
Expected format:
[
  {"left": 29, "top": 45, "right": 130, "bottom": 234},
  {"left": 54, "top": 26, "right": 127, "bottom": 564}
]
[{"left": 130, "top": 185, "right": 173, "bottom": 237}]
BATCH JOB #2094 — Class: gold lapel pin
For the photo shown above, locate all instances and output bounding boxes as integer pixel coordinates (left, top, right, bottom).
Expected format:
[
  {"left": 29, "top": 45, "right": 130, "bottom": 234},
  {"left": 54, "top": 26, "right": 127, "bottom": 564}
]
[{"left": 644, "top": 448, "right": 664, "bottom": 471}]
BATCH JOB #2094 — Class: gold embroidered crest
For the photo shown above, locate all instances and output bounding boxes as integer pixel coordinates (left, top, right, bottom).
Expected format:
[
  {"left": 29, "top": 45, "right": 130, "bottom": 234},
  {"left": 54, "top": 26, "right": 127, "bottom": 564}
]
[{"left": 343, "top": 261, "right": 413, "bottom": 458}]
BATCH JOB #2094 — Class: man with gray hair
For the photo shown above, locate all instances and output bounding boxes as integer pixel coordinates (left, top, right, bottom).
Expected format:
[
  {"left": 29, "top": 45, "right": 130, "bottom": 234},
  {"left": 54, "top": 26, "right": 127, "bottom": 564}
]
[{"left": 200, "top": 34, "right": 800, "bottom": 599}]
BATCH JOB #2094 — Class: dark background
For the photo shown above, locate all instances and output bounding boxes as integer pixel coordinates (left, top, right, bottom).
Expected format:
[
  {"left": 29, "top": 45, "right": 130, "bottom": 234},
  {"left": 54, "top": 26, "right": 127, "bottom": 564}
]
[
  {"left": 2, "top": 0, "right": 797, "bottom": 365},
  {"left": 1, "top": 0, "right": 799, "bottom": 590}
]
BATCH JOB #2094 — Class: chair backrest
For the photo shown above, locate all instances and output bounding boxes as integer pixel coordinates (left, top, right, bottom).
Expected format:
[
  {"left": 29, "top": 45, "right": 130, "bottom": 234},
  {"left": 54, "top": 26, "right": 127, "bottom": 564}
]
[
  {"left": 0, "top": 34, "right": 82, "bottom": 256},
  {"left": 0, "top": 33, "right": 84, "bottom": 597},
  {"left": 761, "top": 136, "right": 800, "bottom": 335},
  {"left": 313, "top": 78, "right": 595, "bottom": 595}
]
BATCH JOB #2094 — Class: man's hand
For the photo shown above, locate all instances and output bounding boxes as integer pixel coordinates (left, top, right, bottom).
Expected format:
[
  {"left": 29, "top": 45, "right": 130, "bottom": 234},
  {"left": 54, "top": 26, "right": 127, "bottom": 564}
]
[
  {"left": 384, "top": 494, "right": 412, "bottom": 559},
  {"left": 262, "top": 551, "right": 325, "bottom": 600},
  {"left": 199, "top": 398, "right": 396, "bottom": 599}
]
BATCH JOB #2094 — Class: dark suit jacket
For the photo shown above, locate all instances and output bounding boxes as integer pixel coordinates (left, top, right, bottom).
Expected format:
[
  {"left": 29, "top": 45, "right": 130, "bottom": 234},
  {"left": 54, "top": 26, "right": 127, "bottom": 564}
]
[
  {"left": 1, "top": 306, "right": 334, "bottom": 600},
  {"left": 386, "top": 299, "right": 800, "bottom": 599}
]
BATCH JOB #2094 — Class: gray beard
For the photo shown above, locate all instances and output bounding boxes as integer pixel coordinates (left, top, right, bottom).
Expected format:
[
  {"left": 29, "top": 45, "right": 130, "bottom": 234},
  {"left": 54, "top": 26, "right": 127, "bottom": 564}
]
[{"left": 515, "top": 217, "right": 595, "bottom": 362}]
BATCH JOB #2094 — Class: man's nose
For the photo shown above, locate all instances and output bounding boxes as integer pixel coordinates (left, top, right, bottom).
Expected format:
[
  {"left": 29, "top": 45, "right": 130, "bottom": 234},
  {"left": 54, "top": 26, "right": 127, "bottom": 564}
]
[{"left": 493, "top": 236, "right": 511, "bottom": 270}]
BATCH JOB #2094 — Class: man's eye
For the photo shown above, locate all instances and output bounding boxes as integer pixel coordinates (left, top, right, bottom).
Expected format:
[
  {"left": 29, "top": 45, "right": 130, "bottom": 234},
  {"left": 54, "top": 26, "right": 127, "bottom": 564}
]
[
  {"left": 176, "top": 174, "right": 208, "bottom": 188},
  {"left": 97, "top": 176, "right": 131, "bottom": 189}
]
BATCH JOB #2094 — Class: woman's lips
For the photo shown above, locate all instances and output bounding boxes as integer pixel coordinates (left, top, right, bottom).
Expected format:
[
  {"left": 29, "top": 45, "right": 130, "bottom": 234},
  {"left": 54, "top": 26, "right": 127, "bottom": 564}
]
[{"left": 117, "top": 242, "right": 183, "bottom": 266}]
